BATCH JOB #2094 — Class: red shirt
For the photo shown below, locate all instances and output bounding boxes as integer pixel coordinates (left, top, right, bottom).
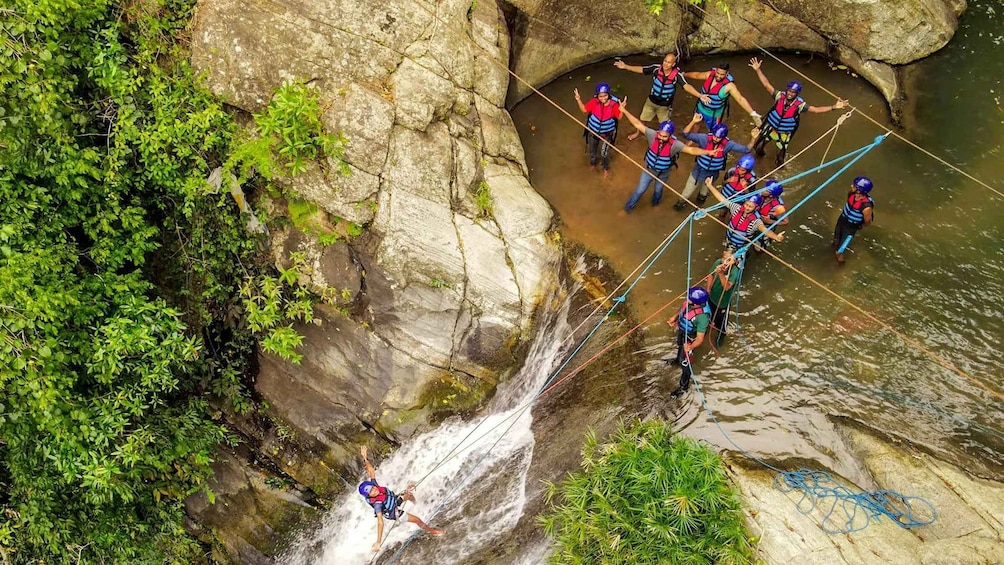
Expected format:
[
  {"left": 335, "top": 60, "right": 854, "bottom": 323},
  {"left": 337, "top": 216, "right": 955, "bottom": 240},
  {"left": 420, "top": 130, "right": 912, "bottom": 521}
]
[{"left": 584, "top": 98, "right": 622, "bottom": 120}]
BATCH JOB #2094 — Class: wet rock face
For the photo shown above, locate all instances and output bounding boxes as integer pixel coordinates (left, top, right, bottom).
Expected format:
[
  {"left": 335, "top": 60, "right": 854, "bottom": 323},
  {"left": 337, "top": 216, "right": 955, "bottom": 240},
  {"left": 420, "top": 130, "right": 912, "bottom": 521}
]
[
  {"left": 188, "top": 0, "right": 559, "bottom": 554},
  {"left": 504, "top": 0, "right": 964, "bottom": 114}
]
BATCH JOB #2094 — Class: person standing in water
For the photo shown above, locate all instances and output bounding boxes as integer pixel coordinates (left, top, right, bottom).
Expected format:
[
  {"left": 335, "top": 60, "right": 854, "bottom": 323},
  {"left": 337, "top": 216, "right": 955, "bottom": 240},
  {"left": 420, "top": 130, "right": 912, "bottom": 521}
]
[
  {"left": 613, "top": 53, "right": 711, "bottom": 140},
  {"left": 704, "top": 178, "right": 786, "bottom": 250},
  {"left": 359, "top": 446, "right": 444, "bottom": 552},
  {"left": 684, "top": 63, "right": 761, "bottom": 132},
  {"left": 619, "top": 108, "right": 716, "bottom": 212},
  {"left": 666, "top": 286, "right": 713, "bottom": 398},
  {"left": 748, "top": 57, "right": 849, "bottom": 166},
  {"left": 704, "top": 248, "right": 742, "bottom": 339},
  {"left": 674, "top": 113, "right": 760, "bottom": 209},
  {"left": 833, "top": 176, "right": 875, "bottom": 263},
  {"left": 574, "top": 83, "right": 624, "bottom": 176}
]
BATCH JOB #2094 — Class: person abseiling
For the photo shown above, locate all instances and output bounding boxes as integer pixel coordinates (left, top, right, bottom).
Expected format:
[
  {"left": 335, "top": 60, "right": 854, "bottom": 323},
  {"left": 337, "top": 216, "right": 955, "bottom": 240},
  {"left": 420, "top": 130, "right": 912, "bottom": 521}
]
[
  {"left": 755, "top": 179, "right": 788, "bottom": 252},
  {"left": 833, "top": 176, "right": 874, "bottom": 264},
  {"left": 674, "top": 113, "right": 759, "bottom": 209},
  {"left": 666, "top": 286, "right": 713, "bottom": 398},
  {"left": 748, "top": 57, "right": 849, "bottom": 166},
  {"left": 704, "top": 248, "right": 741, "bottom": 340},
  {"left": 574, "top": 83, "right": 623, "bottom": 176},
  {"left": 704, "top": 178, "right": 785, "bottom": 250},
  {"left": 684, "top": 63, "right": 761, "bottom": 132},
  {"left": 613, "top": 53, "right": 711, "bottom": 140},
  {"left": 620, "top": 108, "right": 716, "bottom": 213},
  {"left": 716, "top": 154, "right": 758, "bottom": 218},
  {"left": 359, "top": 446, "right": 444, "bottom": 552}
]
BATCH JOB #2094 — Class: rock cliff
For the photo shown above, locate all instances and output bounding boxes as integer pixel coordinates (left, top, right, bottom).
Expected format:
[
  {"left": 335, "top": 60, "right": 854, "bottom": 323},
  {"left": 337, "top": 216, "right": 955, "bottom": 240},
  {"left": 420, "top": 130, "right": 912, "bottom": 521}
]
[{"left": 505, "top": 0, "right": 966, "bottom": 117}]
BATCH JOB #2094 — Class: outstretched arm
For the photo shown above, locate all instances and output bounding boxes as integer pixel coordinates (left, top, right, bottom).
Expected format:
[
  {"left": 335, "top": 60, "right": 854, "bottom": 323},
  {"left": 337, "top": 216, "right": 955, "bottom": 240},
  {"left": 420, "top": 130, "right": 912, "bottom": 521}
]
[
  {"left": 682, "top": 81, "right": 712, "bottom": 105},
  {"left": 704, "top": 178, "right": 728, "bottom": 205},
  {"left": 748, "top": 57, "right": 775, "bottom": 95},
  {"left": 684, "top": 70, "right": 710, "bottom": 81},
  {"left": 613, "top": 60, "right": 645, "bottom": 74},
  {"left": 573, "top": 89, "right": 587, "bottom": 113},
  {"left": 372, "top": 515, "right": 385, "bottom": 552},
  {"left": 755, "top": 222, "right": 785, "bottom": 242},
  {"left": 726, "top": 83, "right": 759, "bottom": 121},
  {"left": 807, "top": 98, "right": 849, "bottom": 113},
  {"left": 361, "top": 446, "right": 376, "bottom": 479},
  {"left": 620, "top": 107, "right": 647, "bottom": 135},
  {"left": 680, "top": 145, "right": 714, "bottom": 157}
]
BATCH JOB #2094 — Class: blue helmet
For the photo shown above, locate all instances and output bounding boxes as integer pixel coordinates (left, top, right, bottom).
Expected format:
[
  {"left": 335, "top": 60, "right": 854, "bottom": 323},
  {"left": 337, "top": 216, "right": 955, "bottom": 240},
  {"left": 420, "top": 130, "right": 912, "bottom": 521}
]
[
  {"left": 657, "top": 120, "right": 675, "bottom": 135},
  {"left": 737, "top": 154, "right": 756, "bottom": 171},
  {"left": 688, "top": 286, "right": 710, "bottom": 305},
  {"left": 359, "top": 480, "right": 377, "bottom": 497},
  {"left": 853, "top": 176, "right": 873, "bottom": 193},
  {"left": 745, "top": 194, "right": 763, "bottom": 207},
  {"left": 711, "top": 123, "right": 729, "bottom": 138},
  {"left": 595, "top": 82, "right": 611, "bottom": 95},
  {"left": 764, "top": 179, "right": 784, "bottom": 197},
  {"left": 786, "top": 80, "right": 803, "bottom": 94}
]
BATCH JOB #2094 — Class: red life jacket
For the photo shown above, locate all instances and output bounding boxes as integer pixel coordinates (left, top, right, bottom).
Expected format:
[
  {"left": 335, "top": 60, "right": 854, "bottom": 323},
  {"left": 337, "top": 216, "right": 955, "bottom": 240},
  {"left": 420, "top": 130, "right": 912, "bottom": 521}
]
[
  {"left": 758, "top": 196, "right": 783, "bottom": 220},
  {"left": 730, "top": 210, "right": 757, "bottom": 233},
  {"left": 702, "top": 72, "right": 732, "bottom": 97},
  {"left": 367, "top": 485, "right": 389, "bottom": 505},
  {"left": 724, "top": 168, "right": 754, "bottom": 197}
]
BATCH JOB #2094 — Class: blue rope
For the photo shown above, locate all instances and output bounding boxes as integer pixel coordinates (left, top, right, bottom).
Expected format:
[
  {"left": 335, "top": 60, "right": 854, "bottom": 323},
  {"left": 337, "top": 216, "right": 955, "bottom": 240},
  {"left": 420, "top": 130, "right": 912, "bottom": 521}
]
[
  {"left": 738, "top": 134, "right": 888, "bottom": 254},
  {"left": 382, "top": 217, "right": 698, "bottom": 564}
]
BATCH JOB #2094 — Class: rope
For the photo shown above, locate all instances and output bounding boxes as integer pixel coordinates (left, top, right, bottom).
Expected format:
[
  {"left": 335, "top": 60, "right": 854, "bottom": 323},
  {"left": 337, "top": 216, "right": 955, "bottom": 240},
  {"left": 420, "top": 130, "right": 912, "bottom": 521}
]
[
  {"left": 684, "top": 1, "right": 1004, "bottom": 200},
  {"left": 820, "top": 111, "right": 852, "bottom": 165},
  {"left": 407, "top": 0, "right": 1004, "bottom": 407},
  {"left": 690, "top": 369, "right": 938, "bottom": 533}
]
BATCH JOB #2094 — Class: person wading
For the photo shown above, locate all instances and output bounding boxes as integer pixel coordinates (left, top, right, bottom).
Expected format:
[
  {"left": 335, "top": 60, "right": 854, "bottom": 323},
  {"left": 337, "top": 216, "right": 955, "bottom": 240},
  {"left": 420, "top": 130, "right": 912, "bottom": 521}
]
[
  {"left": 833, "top": 176, "right": 874, "bottom": 264},
  {"left": 666, "top": 286, "right": 713, "bottom": 398},
  {"left": 675, "top": 113, "right": 759, "bottom": 209},
  {"left": 619, "top": 108, "right": 715, "bottom": 213},
  {"left": 704, "top": 179, "right": 786, "bottom": 250},
  {"left": 359, "top": 446, "right": 444, "bottom": 552},
  {"left": 715, "top": 153, "right": 758, "bottom": 218},
  {"left": 754, "top": 179, "right": 788, "bottom": 252},
  {"left": 613, "top": 53, "right": 710, "bottom": 140},
  {"left": 704, "top": 248, "right": 742, "bottom": 340},
  {"left": 684, "top": 63, "right": 761, "bottom": 132},
  {"left": 748, "top": 57, "right": 849, "bottom": 166},
  {"left": 574, "top": 83, "right": 623, "bottom": 177}
]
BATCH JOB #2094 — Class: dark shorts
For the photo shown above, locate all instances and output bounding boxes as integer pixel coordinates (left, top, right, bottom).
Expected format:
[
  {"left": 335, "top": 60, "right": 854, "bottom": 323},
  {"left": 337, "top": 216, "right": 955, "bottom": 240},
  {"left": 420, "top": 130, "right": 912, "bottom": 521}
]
[
  {"left": 833, "top": 216, "right": 863, "bottom": 245},
  {"left": 375, "top": 496, "right": 405, "bottom": 520}
]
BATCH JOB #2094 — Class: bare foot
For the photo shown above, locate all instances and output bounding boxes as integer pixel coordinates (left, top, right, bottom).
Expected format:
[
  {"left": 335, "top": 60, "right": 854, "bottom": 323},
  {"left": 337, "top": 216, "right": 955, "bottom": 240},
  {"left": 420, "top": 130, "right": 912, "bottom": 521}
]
[
  {"left": 627, "top": 132, "right": 640, "bottom": 141},
  {"left": 617, "top": 210, "right": 628, "bottom": 217},
  {"left": 603, "top": 169, "right": 609, "bottom": 178},
  {"left": 836, "top": 253, "right": 845, "bottom": 264},
  {"left": 428, "top": 528, "right": 445, "bottom": 536}
]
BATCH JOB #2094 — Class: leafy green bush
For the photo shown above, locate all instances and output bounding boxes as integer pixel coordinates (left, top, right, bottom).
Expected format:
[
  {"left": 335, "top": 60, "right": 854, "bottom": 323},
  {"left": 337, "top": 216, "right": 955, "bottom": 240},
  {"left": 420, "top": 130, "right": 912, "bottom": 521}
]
[
  {"left": 540, "top": 420, "right": 757, "bottom": 565},
  {"left": 0, "top": 0, "right": 350, "bottom": 561}
]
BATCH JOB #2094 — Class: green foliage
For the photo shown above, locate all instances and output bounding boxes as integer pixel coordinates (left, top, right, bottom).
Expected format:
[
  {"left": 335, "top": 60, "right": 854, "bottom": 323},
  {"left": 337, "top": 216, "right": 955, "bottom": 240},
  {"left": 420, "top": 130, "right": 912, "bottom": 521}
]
[
  {"left": 287, "top": 198, "right": 363, "bottom": 245},
  {"left": 540, "top": 420, "right": 757, "bottom": 565},
  {"left": 646, "top": 0, "right": 729, "bottom": 17},
  {"left": 474, "top": 180, "right": 494, "bottom": 218},
  {"left": 0, "top": 0, "right": 349, "bottom": 561},
  {"left": 229, "top": 79, "right": 349, "bottom": 183}
]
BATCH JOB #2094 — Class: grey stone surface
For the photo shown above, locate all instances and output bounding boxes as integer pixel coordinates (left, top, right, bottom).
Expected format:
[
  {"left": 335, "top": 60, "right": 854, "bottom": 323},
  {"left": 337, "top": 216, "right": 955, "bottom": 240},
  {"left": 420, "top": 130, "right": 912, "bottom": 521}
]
[
  {"left": 727, "top": 421, "right": 1004, "bottom": 564},
  {"left": 688, "top": 0, "right": 829, "bottom": 54}
]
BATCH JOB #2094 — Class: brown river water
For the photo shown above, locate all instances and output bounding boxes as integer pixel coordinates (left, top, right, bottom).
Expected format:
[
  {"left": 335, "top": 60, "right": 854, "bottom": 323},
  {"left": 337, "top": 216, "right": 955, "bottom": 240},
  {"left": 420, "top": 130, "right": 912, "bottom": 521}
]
[{"left": 510, "top": 4, "right": 1004, "bottom": 481}]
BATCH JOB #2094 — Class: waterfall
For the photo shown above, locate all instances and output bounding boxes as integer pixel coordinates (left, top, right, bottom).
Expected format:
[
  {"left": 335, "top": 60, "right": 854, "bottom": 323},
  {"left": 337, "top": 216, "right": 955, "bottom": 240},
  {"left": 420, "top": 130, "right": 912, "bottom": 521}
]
[{"left": 283, "top": 275, "right": 583, "bottom": 564}]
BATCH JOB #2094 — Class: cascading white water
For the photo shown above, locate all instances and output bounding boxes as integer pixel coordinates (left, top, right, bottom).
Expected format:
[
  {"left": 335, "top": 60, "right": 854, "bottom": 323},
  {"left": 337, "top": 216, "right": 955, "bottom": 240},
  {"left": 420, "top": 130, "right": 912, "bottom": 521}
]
[{"left": 282, "top": 275, "right": 582, "bottom": 565}]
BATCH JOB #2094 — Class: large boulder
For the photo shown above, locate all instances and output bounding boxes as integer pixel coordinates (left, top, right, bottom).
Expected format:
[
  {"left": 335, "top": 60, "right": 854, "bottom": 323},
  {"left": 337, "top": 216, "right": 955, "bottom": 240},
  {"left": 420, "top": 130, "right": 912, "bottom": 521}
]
[{"left": 189, "top": 0, "right": 559, "bottom": 556}]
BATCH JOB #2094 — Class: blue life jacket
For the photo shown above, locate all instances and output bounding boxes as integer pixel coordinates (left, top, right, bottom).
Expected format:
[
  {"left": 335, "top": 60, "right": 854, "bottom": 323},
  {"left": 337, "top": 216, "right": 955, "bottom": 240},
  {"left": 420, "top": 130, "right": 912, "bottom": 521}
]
[
  {"left": 765, "top": 93, "right": 805, "bottom": 134},
  {"left": 721, "top": 167, "right": 756, "bottom": 199},
  {"left": 365, "top": 484, "right": 401, "bottom": 519},
  {"left": 699, "top": 70, "right": 733, "bottom": 113},
  {"left": 841, "top": 192, "right": 874, "bottom": 224},
  {"left": 650, "top": 66, "right": 681, "bottom": 105},
  {"left": 586, "top": 98, "right": 620, "bottom": 134},
  {"left": 678, "top": 302, "right": 712, "bottom": 334},
  {"left": 695, "top": 136, "right": 728, "bottom": 173},
  {"left": 727, "top": 208, "right": 759, "bottom": 248},
  {"left": 644, "top": 134, "right": 678, "bottom": 171}
]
